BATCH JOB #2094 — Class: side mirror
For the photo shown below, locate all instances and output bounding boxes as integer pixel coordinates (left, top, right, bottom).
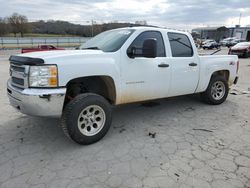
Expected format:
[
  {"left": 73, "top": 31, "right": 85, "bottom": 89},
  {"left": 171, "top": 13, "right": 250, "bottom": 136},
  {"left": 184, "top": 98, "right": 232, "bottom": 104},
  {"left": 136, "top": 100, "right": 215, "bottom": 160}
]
[
  {"left": 142, "top": 39, "right": 157, "bottom": 58},
  {"left": 127, "top": 47, "right": 136, "bottom": 58}
]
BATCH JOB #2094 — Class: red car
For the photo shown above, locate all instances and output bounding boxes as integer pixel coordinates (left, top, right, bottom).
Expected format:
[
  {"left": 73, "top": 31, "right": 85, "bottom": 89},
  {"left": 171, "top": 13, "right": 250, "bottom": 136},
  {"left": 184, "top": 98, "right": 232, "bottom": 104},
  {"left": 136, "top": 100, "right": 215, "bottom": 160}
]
[
  {"left": 229, "top": 42, "right": 250, "bottom": 58},
  {"left": 21, "top": 45, "right": 64, "bottom": 53}
]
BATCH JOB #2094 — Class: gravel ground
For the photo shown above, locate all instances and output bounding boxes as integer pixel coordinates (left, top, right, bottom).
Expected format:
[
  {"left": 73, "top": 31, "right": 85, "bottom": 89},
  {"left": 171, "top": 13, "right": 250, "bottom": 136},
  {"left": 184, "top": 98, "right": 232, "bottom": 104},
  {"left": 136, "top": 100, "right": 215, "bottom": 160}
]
[{"left": 0, "top": 48, "right": 250, "bottom": 188}]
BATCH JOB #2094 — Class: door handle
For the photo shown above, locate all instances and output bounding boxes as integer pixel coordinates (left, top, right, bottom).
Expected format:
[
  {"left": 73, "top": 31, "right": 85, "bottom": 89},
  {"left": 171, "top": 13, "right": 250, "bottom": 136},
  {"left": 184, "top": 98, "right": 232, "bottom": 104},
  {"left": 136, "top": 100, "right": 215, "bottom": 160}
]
[
  {"left": 158, "top": 63, "right": 169, "bottom": 68},
  {"left": 189, "top": 62, "right": 197, "bottom": 66}
]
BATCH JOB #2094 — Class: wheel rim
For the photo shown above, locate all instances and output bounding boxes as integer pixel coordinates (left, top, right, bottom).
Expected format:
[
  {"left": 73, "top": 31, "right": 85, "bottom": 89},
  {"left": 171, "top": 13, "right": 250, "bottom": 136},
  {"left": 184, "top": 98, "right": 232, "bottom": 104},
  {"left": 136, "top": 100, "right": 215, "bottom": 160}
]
[
  {"left": 211, "top": 81, "right": 225, "bottom": 100},
  {"left": 77, "top": 105, "right": 106, "bottom": 136}
]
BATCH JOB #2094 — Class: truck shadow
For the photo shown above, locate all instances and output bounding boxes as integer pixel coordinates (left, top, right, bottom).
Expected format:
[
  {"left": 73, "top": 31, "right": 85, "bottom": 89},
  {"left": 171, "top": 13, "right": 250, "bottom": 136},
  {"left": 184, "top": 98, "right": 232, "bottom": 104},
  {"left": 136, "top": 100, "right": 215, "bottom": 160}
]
[{"left": 0, "top": 94, "right": 239, "bottom": 152}]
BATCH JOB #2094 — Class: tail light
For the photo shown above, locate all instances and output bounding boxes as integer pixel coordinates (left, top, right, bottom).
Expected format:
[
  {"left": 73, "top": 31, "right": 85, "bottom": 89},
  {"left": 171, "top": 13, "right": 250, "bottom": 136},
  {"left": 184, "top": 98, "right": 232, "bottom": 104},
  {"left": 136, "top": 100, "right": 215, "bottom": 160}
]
[{"left": 236, "top": 60, "right": 239, "bottom": 74}]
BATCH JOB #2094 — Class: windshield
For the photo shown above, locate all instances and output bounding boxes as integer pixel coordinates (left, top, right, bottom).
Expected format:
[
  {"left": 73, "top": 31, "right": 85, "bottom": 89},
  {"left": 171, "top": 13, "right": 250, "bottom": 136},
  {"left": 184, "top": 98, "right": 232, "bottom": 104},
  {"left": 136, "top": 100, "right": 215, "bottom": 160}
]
[
  {"left": 234, "top": 42, "right": 250, "bottom": 47},
  {"left": 80, "top": 29, "right": 135, "bottom": 52}
]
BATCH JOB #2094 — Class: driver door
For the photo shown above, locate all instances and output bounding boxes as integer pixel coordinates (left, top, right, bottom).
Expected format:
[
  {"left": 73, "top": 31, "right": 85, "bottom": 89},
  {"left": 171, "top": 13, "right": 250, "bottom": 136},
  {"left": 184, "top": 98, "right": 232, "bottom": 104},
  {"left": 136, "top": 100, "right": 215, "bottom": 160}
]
[{"left": 120, "top": 31, "right": 171, "bottom": 104}]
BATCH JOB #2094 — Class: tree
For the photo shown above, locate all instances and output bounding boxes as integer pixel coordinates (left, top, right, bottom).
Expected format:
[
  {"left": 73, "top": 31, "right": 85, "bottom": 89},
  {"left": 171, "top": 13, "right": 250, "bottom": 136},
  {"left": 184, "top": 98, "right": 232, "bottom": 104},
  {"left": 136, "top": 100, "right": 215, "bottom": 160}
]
[
  {"left": 0, "top": 17, "right": 9, "bottom": 36},
  {"left": 8, "top": 13, "right": 30, "bottom": 37}
]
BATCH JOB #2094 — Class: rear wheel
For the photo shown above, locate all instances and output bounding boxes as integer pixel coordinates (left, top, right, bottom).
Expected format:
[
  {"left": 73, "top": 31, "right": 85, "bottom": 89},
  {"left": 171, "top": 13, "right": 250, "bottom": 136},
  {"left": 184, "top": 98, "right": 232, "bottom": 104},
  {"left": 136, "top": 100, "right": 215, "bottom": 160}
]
[
  {"left": 243, "top": 51, "right": 249, "bottom": 58},
  {"left": 201, "top": 75, "right": 229, "bottom": 105},
  {"left": 61, "top": 93, "right": 112, "bottom": 145}
]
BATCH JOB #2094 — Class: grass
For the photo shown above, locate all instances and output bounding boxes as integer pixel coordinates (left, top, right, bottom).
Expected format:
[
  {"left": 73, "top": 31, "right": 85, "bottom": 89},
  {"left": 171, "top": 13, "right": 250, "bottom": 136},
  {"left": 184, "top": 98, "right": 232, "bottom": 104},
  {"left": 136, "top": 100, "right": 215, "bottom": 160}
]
[
  {"left": 3, "top": 33, "right": 79, "bottom": 37},
  {"left": 0, "top": 43, "right": 80, "bottom": 49}
]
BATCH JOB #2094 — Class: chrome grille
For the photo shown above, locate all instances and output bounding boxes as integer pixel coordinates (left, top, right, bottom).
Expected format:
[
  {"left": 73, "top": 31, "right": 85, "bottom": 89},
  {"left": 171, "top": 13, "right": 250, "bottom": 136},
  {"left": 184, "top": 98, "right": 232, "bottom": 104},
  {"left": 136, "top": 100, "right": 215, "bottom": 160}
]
[
  {"left": 12, "top": 66, "right": 25, "bottom": 72},
  {"left": 10, "top": 63, "right": 29, "bottom": 89},
  {"left": 12, "top": 77, "right": 24, "bottom": 85}
]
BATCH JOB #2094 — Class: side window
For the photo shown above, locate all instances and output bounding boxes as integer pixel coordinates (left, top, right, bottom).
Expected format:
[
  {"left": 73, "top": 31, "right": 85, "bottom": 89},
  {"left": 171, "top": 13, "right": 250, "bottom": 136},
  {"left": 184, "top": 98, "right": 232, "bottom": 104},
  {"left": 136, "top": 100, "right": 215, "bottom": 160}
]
[
  {"left": 41, "top": 45, "right": 48, "bottom": 49},
  {"left": 129, "top": 31, "right": 166, "bottom": 57},
  {"left": 168, "top": 33, "right": 193, "bottom": 57}
]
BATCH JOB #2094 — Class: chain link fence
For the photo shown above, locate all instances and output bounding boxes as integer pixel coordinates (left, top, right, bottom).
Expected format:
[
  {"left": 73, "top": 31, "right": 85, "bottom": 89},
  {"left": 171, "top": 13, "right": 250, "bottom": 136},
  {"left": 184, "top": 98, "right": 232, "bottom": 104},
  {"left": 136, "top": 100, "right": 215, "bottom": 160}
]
[{"left": 0, "top": 37, "right": 90, "bottom": 49}]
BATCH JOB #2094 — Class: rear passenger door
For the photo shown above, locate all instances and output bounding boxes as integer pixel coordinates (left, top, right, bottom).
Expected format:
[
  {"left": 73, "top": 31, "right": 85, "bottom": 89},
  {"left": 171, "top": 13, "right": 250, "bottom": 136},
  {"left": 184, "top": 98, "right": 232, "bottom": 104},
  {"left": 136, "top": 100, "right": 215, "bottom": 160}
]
[{"left": 167, "top": 32, "right": 199, "bottom": 97}]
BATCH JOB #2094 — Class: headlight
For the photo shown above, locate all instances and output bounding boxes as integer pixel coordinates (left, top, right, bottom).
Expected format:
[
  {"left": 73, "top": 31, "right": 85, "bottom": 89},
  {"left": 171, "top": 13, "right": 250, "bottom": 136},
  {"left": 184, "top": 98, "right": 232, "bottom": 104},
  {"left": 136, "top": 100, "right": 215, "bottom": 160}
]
[{"left": 29, "top": 65, "right": 58, "bottom": 87}]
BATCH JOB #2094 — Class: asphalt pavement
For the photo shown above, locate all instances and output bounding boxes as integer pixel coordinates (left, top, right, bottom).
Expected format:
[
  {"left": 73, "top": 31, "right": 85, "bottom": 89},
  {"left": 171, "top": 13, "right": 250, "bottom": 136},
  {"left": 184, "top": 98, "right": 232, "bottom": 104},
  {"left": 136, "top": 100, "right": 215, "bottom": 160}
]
[{"left": 0, "top": 48, "right": 249, "bottom": 188}]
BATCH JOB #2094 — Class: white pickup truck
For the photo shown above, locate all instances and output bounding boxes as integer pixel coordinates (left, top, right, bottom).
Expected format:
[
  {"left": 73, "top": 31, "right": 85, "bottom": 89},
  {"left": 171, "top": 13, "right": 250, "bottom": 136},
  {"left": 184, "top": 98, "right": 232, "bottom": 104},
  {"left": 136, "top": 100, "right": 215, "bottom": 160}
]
[{"left": 7, "top": 27, "right": 239, "bottom": 145}]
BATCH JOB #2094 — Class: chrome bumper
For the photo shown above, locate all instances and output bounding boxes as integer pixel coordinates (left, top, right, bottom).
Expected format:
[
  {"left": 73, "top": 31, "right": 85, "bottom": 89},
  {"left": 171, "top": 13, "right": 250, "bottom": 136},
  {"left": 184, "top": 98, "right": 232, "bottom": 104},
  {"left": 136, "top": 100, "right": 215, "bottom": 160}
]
[{"left": 7, "top": 79, "right": 66, "bottom": 117}]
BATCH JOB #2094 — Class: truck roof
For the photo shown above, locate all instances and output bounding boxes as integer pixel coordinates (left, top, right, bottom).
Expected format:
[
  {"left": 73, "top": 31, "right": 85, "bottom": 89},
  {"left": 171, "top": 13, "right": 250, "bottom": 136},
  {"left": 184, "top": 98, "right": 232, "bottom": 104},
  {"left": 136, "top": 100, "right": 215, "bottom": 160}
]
[{"left": 117, "top": 26, "right": 190, "bottom": 35}]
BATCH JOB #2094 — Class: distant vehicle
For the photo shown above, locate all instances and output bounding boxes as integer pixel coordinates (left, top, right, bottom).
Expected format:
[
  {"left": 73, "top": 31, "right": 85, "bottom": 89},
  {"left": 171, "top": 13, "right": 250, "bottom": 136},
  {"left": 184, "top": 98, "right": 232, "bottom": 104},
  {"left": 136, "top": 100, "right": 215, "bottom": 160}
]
[
  {"left": 202, "top": 39, "right": 216, "bottom": 46},
  {"left": 21, "top": 45, "right": 64, "bottom": 53},
  {"left": 226, "top": 39, "right": 246, "bottom": 48},
  {"left": 203, "top": 42, "right": 220, "bottom": 49},
  {"left": 228, "top": 42, "right": 250, "bottom": 58},
  {"left": 220, "top": 37, "right": 237, "bottom": 46}
]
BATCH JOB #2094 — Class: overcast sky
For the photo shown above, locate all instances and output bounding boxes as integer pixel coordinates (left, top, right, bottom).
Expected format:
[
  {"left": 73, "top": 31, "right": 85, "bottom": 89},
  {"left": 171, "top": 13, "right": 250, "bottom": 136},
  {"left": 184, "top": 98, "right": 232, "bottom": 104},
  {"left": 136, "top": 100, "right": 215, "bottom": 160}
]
[{"left": 0, "top": 0, "right": 249, "bottom": 29}]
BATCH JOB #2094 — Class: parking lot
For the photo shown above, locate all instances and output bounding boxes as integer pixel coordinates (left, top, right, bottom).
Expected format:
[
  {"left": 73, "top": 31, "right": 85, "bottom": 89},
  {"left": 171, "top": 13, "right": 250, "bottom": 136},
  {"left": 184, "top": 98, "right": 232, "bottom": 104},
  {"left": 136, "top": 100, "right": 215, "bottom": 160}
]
[{"left": 0, "top": 48, "right": 249, "bottom": 188}]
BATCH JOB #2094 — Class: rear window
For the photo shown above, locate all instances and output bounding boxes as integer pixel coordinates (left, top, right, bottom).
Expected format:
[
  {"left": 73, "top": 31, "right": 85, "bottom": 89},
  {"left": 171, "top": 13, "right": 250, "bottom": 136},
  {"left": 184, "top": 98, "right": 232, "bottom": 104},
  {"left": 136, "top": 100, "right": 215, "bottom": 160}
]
[{"left": 168, "top": 33, "right": 193, "bottom": 57}]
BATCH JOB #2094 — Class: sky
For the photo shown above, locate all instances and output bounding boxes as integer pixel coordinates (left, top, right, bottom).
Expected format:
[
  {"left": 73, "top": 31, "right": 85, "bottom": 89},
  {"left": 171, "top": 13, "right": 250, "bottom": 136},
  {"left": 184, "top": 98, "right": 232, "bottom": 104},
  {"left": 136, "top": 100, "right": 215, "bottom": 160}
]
[{"left": 0, "top": 0, "right": 249, "bottom": 30}]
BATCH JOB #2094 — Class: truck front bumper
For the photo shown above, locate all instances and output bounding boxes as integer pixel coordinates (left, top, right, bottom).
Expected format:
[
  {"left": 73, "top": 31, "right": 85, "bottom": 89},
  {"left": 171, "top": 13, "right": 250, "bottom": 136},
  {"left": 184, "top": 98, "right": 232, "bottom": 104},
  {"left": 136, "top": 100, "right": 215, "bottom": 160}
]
[{"left": 7, "top": 79, "right": 66, "bottom": 117}]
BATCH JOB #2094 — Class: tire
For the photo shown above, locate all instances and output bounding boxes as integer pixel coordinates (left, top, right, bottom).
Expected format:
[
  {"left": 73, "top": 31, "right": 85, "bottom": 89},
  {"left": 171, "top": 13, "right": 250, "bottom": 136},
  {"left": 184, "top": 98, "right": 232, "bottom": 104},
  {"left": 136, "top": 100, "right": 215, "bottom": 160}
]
[
  {"left": 201, "top": 75, "right": 229, "bottom": 105},
  {"left": 243, "top": 52, "right": 248, "bottom": 58},
  {"left": 61, "top": 93, "right": 112, "bottom": 145}
]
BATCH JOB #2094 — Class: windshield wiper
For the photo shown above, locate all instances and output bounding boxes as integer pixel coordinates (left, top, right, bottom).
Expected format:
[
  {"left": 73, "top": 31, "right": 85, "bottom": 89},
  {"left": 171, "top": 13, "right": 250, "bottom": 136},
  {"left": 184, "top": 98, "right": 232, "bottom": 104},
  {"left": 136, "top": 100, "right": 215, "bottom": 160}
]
[{"left": 82, "top": 46, "right": 100, "bottom": 50}]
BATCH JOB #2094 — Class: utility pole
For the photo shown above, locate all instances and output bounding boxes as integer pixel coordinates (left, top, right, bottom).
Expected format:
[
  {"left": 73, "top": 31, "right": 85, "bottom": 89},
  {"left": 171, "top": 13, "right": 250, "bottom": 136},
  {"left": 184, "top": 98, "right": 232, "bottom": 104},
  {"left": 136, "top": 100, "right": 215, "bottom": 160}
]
[
  {"left": 238, "top": 13, "right": 242, "bottom": 26},
  {"left": 91, "top": 20, "right": 94, "bottom": 37}
]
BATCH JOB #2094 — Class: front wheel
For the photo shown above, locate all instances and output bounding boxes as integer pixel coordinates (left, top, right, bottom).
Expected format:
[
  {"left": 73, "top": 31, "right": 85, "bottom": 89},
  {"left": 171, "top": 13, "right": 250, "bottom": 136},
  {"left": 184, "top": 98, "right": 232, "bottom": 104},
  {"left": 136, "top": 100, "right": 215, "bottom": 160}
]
[
  {"left": 61, "top": 93, "right": 112, "bottom": 145},
  {"left": 201, "top": 75, "right": 229, "bottom": 105}
]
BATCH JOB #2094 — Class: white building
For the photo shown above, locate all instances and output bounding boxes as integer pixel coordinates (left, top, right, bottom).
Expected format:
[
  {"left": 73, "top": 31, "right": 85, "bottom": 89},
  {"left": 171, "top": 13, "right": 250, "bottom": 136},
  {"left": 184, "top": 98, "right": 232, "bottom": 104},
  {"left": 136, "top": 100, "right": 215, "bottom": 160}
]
[{"left": 228, "top": 25, "right": 250, "bottom": 41}]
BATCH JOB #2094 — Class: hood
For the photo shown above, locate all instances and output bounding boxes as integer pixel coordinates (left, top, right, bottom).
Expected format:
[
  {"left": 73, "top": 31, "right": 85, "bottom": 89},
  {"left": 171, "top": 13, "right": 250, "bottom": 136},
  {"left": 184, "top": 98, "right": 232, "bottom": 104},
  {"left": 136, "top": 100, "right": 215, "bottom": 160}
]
[
  {"left": 231, "top": 46, "right": 248, "bottom": 50},
  {"left": 18, "top": 49, "right": 105, "bottom": 59},
  {"left": 10, "top": 50, "right": 107, "bottom": 65}
]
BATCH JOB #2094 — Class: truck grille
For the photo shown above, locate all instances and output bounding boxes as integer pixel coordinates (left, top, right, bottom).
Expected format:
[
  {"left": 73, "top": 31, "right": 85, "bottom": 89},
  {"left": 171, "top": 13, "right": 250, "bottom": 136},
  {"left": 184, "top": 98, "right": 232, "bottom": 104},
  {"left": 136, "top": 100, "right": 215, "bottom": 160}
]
[
  {"left": 231, "top": 50, "right": 241, "bottom": 53},
  {"left": 12, "top": 77, "right": 25, "bottom": 85},
  {"left": 11, "top": 66, "right": 25, "bottom": 72},
  {"left": 10, "top": 63, "right": 29, "bottom": 89}
]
